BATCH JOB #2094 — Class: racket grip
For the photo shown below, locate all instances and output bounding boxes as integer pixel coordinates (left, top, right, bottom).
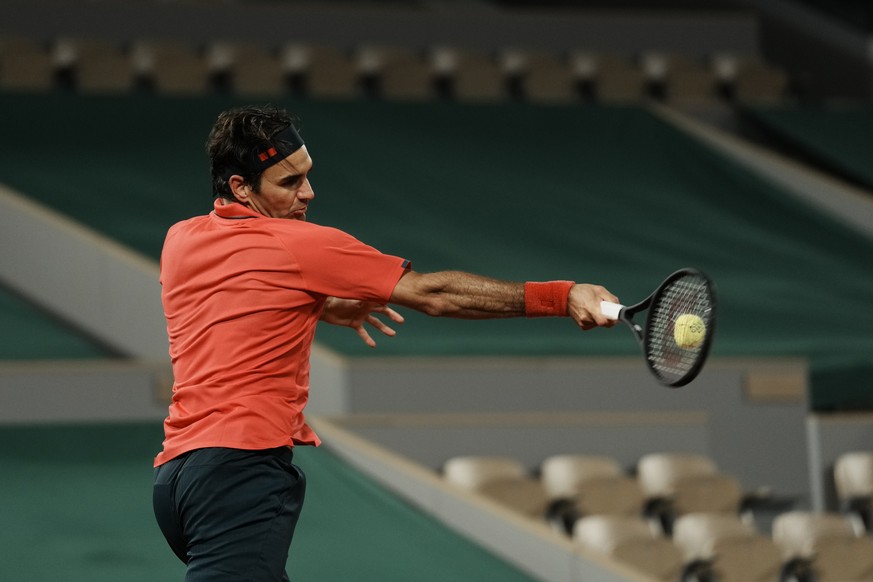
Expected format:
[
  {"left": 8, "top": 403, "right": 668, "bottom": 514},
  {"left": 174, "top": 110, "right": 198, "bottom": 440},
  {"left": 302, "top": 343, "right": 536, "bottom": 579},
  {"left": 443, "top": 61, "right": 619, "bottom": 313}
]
[{"left": 600, "top": 301, "right": 624, "bottom": 320}]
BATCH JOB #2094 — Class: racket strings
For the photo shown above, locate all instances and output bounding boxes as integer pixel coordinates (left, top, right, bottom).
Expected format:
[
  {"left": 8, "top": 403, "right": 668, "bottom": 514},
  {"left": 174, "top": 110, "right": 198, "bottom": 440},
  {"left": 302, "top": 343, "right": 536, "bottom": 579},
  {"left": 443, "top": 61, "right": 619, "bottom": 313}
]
[{"left": 646, "top": 274, "right": 714, "bottom": 384}]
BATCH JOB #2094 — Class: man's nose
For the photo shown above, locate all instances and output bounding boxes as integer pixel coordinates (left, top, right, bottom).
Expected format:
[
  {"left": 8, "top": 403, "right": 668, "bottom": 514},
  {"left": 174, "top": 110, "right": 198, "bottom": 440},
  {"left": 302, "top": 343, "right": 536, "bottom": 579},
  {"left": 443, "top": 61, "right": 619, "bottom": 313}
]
[{"left": 300, "top": 179, "right": 315, "bottom": 199}]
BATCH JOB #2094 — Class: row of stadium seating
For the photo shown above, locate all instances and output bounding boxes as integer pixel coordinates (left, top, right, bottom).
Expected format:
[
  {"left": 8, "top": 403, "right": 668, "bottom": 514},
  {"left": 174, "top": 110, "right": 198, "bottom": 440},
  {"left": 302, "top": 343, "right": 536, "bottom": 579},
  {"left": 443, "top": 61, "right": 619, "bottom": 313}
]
[
  {"left": 0, "top": 35, "right": 791, "bottom": 105},
  {"left": 441, "top": 451, "right": 873, "bottom": 581}
]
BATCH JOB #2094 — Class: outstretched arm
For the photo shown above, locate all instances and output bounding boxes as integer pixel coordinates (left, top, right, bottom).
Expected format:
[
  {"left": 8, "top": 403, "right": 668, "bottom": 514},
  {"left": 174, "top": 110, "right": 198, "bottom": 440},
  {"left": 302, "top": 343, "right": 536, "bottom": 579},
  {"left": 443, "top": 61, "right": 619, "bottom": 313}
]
[{"left": 389, "top": 270, "right": 619, "bottom": 330}]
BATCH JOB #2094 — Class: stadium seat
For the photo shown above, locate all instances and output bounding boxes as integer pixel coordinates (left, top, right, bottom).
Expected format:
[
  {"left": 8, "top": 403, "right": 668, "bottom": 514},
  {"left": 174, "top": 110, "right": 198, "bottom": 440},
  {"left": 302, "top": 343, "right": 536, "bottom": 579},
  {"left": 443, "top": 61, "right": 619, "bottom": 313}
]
[
  {"left": 637, "top": 452, "right": 719, "bottom": 494},
  {"left": 503, "top": 49, "right": 577, "bottom": 104},
  {"left": 639, "top": 51, "right": 669, "bottom": 100},
  {"left": 636, "top": 452, "right": 744, "bottom": 533},
  {"left": 579, "top": 52, "right": 646, "bottom": 104},
  {"left": 672, "top": 512, "right": 783, "bottom": 582},
  {"left": 438, "top": 47, "right": 506, "bottom": 102},
  {"left": 566, "top": 51, "right": 597, "bottom": 101},
  {"left": 0, "top": 37, "right": 55, "bottom": 91},
  {"left": 661, "top": 53, "right": 719, "bottom": 106},
  {"left": 356, "top": 44, "right": 433, "bottom": 101},
  {"left": 773, "top": 510, "right": 873, "bottom": 582},
  {"left": 282, "top": 43, "right": 359, "bottom": 100},
  {"left": 670, "top": 473, "right": 745, "bottom": 515},
  {"left": 834, "top": 451, "right": 873, "bottom": 532},
  {"left": 540, "top": 454, "right": 645, "bottom": 522},
  {"left": 442, "top": 455, "right": 549, "bottom": 518},
  {"left": 206, "top": 41, "right": 285, "bottom": 97},
  {"left": 573, "top": 515, "right": 684, "bottom": 581},
  {"left": 131, "top": 40, "right": 210, "bottom": 95},
  {"left": 54, "top": 37, "right": 134, "bottom": 94},
  {"left": 710, "top": 51, "right": 740, "bottom": 100}
]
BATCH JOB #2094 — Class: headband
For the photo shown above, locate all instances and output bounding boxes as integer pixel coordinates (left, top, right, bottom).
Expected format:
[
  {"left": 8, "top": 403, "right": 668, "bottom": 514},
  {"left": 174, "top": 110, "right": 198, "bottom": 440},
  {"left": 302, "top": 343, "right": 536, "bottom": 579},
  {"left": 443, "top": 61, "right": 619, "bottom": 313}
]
[{"left": 219, "top": 124, "right": 305, "bottom": 181}]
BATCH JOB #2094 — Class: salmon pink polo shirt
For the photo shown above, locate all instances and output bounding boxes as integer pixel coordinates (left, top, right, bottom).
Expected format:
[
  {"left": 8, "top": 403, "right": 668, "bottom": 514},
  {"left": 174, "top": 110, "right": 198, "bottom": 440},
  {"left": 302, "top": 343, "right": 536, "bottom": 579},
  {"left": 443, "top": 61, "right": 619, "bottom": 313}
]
[{"left": 155, "top": 199, "right": 409, "bottom": 466}]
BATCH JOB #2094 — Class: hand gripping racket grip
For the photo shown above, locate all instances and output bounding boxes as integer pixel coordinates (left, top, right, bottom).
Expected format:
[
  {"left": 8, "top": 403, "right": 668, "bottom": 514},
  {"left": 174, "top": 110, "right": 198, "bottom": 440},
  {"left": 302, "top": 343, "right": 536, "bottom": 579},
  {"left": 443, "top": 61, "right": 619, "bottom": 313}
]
[{"left": 600, "top": 301, "right": 624, "bottom": 320}]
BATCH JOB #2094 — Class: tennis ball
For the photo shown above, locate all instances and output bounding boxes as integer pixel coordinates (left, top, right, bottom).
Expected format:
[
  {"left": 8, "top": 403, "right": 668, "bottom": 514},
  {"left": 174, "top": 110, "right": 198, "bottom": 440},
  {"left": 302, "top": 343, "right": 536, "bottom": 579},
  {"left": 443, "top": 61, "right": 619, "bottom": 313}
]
[{"left": 674, "top": 314, "right": 706, "bottom": 349}]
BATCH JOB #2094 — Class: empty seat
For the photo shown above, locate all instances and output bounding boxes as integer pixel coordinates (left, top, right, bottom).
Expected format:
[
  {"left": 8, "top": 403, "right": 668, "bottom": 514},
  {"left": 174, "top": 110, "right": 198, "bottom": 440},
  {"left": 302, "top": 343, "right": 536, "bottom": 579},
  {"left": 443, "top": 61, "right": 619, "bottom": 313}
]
[
  {"left": 132, "top": 40, "right": 210, "bottom": 95},
  {"left": 773, "top": 511, "right": 873, "bottom": 582},
  {"left": 578, "top": 52, "right": 646, "bottom": 104},
  {"left": 501, "top": 49, "right": 577, "bottom": 104},
  {"left": 540, "top": 454, "right": 645, "bottom": 517},
  {"left": 573, "top": 515, "right": 684, "bottom": 581},
  {"left": 662, "top": 53, "right": 718, "bottom": 106},
  {"left": 207, "top": 41, "right": 285, "bottom": 97},
  {"left": 670, "top": 473, "right": 744, "bottom": 515},
  {"left": 282, "top": 43, "right": 359, "bottom": 100},
  {"left": 639, "top": 51, "right": 669, "bottom": 99},
  {"left": 55, "top": 37, "right": 134, "bottom": 93},
  {"left": 0, "top": 37, "right": 55, "bottom": 91},
  {"left": 834, "top": 451, "right": 873, "bottom": 532},
  {"left": 637, "top": 452, "right": 744, "bottom": 533},
  {"left": 710, "top": 52, "right": 740, "bottom": 99},
  {"left": 76, "top": 53, "right": 134, "bottom": 93},
  {"left": 673, "top": 513, "right": 782, "bottom": 582},
  {"left": 443, "top": 455, "right": 548, "bottom": 518},
  {"left": 356, "top": 44, "right": 433, "bottom": 101},
  {"left": 564, "top": 51, "right": 598, "bottom": 101},
  {"left": 437, "top": 47, "right": 505, "bottom": 102},
  {"left": 637, "top": 452, "right": 719, "bottom": 496}
]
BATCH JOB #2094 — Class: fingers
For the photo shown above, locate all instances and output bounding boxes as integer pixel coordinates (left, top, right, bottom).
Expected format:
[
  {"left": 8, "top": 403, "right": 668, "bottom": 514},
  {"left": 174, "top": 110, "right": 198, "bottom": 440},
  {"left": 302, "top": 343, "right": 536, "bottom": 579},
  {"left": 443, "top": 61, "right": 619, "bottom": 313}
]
[
  {"left": 366, "top": 314, "right": 397, "bottom": 337},
  {"left": 356, "top": 326, "right": 377, "bottom": 348},
  {"left": 569, "top": 284, "right": 620, "bottom": 330},
  {"left": 576, "top": 315, "right": 616, "bottom": 330},
  {"left": 354, "top": 308, "right": 404, "bottom": 348},
  {"left": 372, "top": 305, "right": 405, "bottom": 325},
  {"left": 575, "top": 309, "right": 609, "bottom": 330}
]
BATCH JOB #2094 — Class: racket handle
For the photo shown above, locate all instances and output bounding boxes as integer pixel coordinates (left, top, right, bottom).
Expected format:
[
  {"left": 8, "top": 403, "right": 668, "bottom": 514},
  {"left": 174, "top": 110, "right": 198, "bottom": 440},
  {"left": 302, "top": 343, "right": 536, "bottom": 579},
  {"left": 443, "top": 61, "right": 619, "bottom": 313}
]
[{"left": 600, "top": 301, "right": 624, "bottom": 320}]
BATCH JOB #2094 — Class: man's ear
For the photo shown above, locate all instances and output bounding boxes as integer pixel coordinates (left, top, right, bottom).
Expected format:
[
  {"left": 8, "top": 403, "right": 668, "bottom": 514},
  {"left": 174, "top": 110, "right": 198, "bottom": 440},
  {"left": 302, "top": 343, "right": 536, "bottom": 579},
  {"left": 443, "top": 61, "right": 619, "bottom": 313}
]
[{"left": 228, "top": 175, "right": 250, "bottom": 203}]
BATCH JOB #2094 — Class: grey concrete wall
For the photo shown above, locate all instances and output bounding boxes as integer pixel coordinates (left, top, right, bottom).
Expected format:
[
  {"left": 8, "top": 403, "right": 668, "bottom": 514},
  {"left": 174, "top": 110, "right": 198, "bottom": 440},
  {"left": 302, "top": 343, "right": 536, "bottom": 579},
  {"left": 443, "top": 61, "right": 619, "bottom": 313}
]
[
  {"left": 0, "top": 0, "right": 759, "bottom": 55},
  {"left": 0, "top": 185, "right": 168, "bottom": 361},
  {"left": 318, "top": 356, "right": 812, "bottom": 503},
  {"left": 0, "top": 360, "right": 170, "bottom": 423}
]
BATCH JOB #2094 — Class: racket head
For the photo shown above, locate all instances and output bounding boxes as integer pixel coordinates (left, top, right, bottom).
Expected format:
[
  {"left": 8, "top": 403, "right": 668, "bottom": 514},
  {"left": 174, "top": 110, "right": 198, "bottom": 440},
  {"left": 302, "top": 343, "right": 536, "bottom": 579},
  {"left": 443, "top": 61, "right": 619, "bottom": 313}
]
[{"left": 641, "top": 268, "right": 717, "bottom": 387}]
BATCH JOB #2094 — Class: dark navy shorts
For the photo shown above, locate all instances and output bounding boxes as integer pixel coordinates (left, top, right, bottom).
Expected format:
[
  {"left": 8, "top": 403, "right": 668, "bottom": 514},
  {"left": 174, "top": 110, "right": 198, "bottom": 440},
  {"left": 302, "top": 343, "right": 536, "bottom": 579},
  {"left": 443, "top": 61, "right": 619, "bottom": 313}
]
[{"left": 153, "top": 447, "right": 306, "bottom": 581}]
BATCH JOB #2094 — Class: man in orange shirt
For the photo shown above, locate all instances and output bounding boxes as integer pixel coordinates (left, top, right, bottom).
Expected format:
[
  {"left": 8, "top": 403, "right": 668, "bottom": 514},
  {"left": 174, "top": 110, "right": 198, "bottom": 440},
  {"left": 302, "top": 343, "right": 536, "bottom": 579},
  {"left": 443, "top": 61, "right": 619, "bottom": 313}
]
[{"left": 153, "top": 104, "right": 618, "bottom": 581}]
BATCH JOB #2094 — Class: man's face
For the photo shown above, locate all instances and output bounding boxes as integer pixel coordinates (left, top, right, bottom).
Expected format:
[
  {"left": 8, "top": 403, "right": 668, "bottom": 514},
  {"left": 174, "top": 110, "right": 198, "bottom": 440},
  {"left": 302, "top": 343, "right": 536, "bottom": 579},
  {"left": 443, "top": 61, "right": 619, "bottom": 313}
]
[{"left": 243, "top": 146, "right": 314, "bottom": 220}]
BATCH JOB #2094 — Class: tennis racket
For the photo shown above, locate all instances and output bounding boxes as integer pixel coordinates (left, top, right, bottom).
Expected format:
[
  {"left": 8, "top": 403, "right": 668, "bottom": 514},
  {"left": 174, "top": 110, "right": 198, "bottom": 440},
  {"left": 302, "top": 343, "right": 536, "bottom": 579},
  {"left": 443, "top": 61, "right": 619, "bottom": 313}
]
[{"left": 600, "top": 268, "right": 716, "bottom": 387}]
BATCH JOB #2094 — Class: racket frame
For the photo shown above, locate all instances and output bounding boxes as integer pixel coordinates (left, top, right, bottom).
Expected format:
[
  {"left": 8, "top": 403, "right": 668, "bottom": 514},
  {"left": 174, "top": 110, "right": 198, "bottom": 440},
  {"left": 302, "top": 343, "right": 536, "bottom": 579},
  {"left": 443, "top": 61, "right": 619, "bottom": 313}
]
[{"left": 610, "top": 268, "right": 716, "bottom": 388}]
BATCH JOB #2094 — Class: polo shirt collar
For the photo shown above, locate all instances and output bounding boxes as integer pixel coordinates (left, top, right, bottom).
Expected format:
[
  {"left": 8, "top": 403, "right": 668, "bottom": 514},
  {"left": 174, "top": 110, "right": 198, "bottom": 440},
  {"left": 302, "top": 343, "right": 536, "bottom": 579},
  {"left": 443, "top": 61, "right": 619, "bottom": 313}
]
[{"left": 213, "top": 198, "right": 261, "bottom": 219}]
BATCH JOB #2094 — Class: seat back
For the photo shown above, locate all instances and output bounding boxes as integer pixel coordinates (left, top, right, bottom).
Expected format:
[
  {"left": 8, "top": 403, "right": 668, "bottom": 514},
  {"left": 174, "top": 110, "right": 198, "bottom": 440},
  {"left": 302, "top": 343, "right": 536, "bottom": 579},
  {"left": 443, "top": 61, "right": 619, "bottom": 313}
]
[
  {"left": 443, "top": 455, "right": 527, "bottom": 490},
  {"left": 673, "top": 513, "right": 782, "bottom": 582},
  {"left": 671, "top": 473, "right": 744, "bottom": 515},
  {"left": 834, "top": 451, "right": 873, "bottom": 500},
  {"left": 573, "top": 515, "right": 683, "bottom": 582},
  {"left": 637, "top": 452, "right": 718, "bottom": 497},
  {"left": 772, "top": 511, "right": 856, "bottom": 558},
  {"left": 540, "top": 454, "right": 623, "bottom": 498},
  {"left": 443, "top": 455, "right": 548, "bottom": 517}
]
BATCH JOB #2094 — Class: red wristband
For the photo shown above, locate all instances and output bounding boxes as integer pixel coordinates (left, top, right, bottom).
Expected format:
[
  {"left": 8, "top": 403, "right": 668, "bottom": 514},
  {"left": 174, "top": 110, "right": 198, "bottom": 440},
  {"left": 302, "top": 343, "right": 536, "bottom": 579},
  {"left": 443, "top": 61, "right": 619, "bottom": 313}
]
[{"left": 524, "top": 281, "right": 575, "bottom": 317}]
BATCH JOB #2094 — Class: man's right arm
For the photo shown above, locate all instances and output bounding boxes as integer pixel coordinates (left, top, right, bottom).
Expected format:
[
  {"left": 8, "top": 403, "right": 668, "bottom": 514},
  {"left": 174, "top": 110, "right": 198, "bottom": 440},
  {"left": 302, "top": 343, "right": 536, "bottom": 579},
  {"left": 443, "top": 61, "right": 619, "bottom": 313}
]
[{"left": 389, "top": 270, "right": 618, "bottom": 330}]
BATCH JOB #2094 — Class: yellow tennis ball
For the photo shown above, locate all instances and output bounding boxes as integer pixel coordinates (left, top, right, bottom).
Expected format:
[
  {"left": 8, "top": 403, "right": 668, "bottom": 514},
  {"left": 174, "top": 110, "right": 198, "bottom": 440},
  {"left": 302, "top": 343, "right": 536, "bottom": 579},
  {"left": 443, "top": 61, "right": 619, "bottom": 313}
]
[{"left": 674, "top": 314, "right": 706, "bottom": 349}]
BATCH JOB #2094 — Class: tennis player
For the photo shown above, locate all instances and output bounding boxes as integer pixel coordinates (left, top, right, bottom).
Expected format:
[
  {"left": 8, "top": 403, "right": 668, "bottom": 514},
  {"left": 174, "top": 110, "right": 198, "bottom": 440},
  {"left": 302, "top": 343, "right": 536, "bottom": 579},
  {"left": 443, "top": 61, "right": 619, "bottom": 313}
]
[{"left": 152, "top": 104, "right": 618, "bottom": 581}]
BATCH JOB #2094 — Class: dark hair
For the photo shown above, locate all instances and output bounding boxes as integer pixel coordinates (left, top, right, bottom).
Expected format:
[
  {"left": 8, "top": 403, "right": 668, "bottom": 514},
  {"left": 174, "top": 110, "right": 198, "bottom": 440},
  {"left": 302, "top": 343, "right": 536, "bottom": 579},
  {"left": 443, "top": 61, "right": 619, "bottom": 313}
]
[{"left": 206, "top": 105, "right": 300, "bottom": 200}]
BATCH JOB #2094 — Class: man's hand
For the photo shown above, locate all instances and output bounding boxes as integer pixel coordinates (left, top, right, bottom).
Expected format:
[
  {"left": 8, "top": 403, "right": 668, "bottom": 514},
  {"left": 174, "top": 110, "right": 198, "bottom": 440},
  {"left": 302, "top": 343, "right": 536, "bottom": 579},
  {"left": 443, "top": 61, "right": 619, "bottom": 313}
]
[
  {"left": 320, "top": 298, "right": 405, "bottom": 347},
  {"left": 569, "top": 284, "right": 620, "bottom": 330}
]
